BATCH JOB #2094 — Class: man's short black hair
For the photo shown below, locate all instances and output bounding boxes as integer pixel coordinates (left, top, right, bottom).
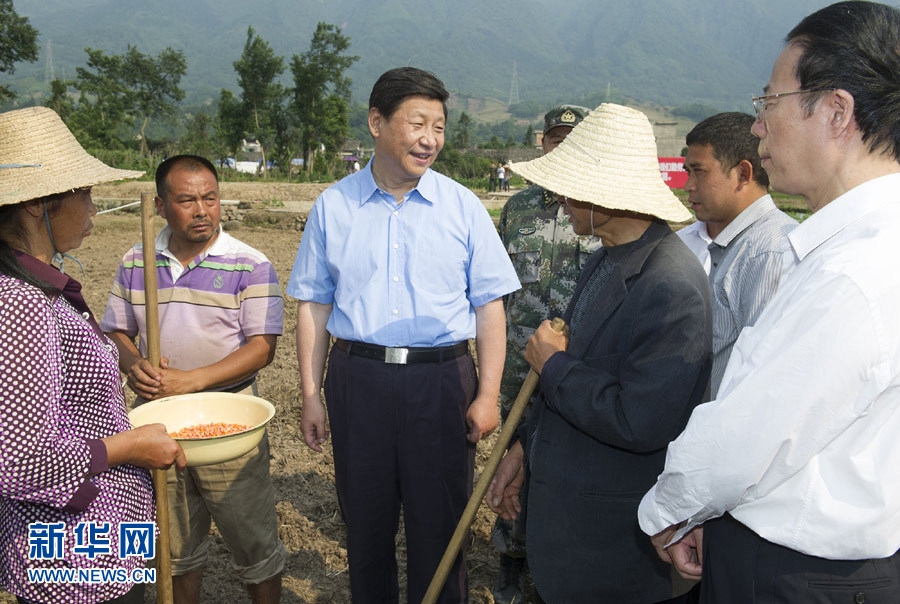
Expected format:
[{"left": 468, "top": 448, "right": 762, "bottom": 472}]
[
  {"left": 686, "top": 112, "right": 769, "bottom": 188},
  {"left": 787, "top": 1, "right": 900, "bottom": 160},
  {"left": 368, "top": 67, "right": 449, "bottom": 120},
  {"left": 155, "top": 155, "right": 219, "bottom": 200}
]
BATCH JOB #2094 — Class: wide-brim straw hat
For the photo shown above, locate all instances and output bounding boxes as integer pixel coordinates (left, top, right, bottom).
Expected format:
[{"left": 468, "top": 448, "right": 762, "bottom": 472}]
[
  {"left": 511, "top": 103, "right": 691, "bottom": 223},
  {"left": 0, "top": 106, "right": 144, "bottom": 207}
]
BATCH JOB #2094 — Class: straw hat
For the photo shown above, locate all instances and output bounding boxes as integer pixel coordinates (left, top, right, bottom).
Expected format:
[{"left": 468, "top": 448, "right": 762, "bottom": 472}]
[
  {"left": 0, "top": 106, "right": 144, "bottom": 207},
  {"left": 510, "top": 103, "right": 691, "bottom": 223}
]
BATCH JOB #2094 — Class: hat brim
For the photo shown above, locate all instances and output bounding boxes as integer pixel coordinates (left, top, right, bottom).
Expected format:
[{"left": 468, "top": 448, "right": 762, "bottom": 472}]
[
  {"left": 511, "top": 104, "right": 691, "bottom": 223},
  {"left": 0, "top": 107, "right": 144, "bottom": 207}
]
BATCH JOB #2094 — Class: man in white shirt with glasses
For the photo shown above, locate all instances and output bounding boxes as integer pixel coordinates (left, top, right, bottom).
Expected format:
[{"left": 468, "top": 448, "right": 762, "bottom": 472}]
[{"left": 640, "top": 2, "right": 900, "bottom": 602}]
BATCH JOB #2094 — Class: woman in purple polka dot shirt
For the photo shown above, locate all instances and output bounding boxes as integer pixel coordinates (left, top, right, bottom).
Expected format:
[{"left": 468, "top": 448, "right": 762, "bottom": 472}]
[{"left": 0, "top": 107, "right": 187, "bottom": 604}]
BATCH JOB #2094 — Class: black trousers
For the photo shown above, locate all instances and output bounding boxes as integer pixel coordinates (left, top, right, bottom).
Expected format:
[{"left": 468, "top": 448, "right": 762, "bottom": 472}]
[
  {"left": 691, "top": 514, "right": 900, "bottom": 603},
  {"left": 325, "top": 345, "right": 477, "bottom": 604}
]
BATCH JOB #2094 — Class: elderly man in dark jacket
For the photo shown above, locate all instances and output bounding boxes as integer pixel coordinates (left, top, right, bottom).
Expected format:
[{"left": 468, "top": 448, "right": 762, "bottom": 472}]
[{"left": 488, "top": 103, "right": 712, "bottom": 603}]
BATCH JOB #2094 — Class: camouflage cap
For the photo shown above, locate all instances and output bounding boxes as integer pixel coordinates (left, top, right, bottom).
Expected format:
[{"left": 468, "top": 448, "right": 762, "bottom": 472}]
[{"left": 543, "top": 105, "right": 591, "bottom": 133}]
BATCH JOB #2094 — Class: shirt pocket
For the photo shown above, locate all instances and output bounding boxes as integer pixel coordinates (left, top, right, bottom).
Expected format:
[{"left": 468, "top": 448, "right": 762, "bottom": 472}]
[
  {"left": 410, "top": 239, "right": 468, "bottom": 296},
  {"left": 508, "top": 240, "right": 541, "bottom": 284}
]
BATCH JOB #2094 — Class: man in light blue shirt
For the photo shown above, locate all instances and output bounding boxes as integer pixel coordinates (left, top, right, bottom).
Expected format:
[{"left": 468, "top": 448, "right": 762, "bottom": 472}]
[
  {"left": 681, "top": 112, "right": 796, "bottom": 397},
  {"left": 287, "top": 67, "right": 519, "bottom": 604}
]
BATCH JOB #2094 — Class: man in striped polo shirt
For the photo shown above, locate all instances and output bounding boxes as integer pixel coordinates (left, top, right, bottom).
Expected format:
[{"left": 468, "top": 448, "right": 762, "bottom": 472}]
[
  {"left": 680, "top": 112, "right": 797, "bottom": 398},
  {"left": 101, "top": 155, "right": 285, "bottom": 603}
]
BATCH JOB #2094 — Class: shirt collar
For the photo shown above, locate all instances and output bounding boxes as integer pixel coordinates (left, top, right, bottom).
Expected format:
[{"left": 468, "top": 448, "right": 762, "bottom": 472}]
[
  {"left": 713, "top": 194, "right": 778, "bottom": 248},
  {"left": 788, "top": 173, "right": 900, "bottom": 262},
  {"left": 412, "top": 169, "right": 440, "bottom": 205},
  {"left": 14, "top": 250, "right": 102, "bottom": 336},
  {"left": 155, "top": 224, "right": 228, "bottom": 259},
  {"left": 358, "top": 159, "right": 438, "bottom": 207},
  {"left": 606, "top": 219, "right": 671, "bottom": 272},
  {"left": 15, "top": 250, "right": 72, "bottom": 292},
  {"left": 542, "top": 188, "right": 560, "bottom": 209},
  {"left": 356, "top": 161, "right": 381, "bottom": 206},
  {"left": 683, "top": 220, "right": 712, "bottom": 244}
]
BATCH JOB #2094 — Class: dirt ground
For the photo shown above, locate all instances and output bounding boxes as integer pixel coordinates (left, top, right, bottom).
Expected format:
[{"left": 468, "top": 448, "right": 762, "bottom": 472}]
[{"left": 0, "top": 181, "right": 504, "bottom": 604}]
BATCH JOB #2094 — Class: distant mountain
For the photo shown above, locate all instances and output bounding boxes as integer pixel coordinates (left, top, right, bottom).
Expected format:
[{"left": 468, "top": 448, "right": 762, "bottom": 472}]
[{"left": 9, "top": 0, "right": 899, "bottom": 115}]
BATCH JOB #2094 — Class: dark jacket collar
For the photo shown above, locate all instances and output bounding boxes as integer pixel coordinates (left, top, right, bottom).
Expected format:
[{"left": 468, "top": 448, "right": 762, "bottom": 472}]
[{"left": 564, "top": 220, "right": 672, "bottom": 355}]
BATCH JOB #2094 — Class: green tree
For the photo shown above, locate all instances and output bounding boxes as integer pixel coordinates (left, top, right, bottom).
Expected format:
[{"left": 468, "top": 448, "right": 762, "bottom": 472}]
[
  {"left": 180, "top": 112, "right": 218, "bottom": 161},
  {"left": 433, "top": 142, "right": 489, "bottom": 182},
  {"left": 216, "top": 89, "right": 246, "bottom": 161},
  {"left": 122, "top": 45, "right": 186, "bottom": 155},
  {"left": 347, "top": 102, "right": 372, "bottom": 145},
  {"left": 72, "top": 48, "right": 131, "bottom": 147},
  {"left": 232, "top": 26, "right": 285, "bottom": 178},
  {"left": 70, "top": 46, "right": 185, "bottom": 152},
  {"left": 522, "top": 124, "right": 534, "bottom": 148},
  {"left": 290, "top": 22, "right": 358, "bottom": 175},
  {"left": 45, "top": 78, "right": 74, "bottom": 121},
  {"left": 0, "top": 0, "right": 38, "bottom": 102},
  {"left": 270, "top": 100, "right": 300, "bottom": 181},
  {"left": 485, "top": 135, "right": 503, "bottom": 149},
  {"left": 453, "top": 112, "right": 471, "bottom": 149}
]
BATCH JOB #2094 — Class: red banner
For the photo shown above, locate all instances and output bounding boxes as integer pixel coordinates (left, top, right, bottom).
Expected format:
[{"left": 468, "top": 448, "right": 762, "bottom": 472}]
[{"left": 658, "top": 157, "right": 688, "bottom": 189}]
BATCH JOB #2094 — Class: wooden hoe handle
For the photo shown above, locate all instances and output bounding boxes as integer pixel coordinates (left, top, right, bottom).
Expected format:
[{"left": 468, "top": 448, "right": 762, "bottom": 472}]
[
  {"left": 140, "top": 192, "right": 174, "bottom": 604},
  {"left": 422, "top": 317, "right": 566, "bottom": 604}
]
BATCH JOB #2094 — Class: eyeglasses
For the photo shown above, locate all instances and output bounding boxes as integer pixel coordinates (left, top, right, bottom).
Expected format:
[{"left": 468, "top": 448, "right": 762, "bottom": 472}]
[{"left": 751, "top": 88, "right": 835, "bottom": 118}]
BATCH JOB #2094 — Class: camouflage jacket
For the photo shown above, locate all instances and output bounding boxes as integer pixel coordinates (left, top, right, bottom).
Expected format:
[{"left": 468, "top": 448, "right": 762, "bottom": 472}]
[{"left": 497, "top": 186, "right": 601, "bottom": 413}]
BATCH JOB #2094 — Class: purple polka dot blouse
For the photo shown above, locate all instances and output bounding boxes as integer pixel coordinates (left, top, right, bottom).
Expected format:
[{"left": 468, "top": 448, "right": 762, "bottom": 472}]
[{"left": 0, "top": 253, "right": 155, "bottom": 603}]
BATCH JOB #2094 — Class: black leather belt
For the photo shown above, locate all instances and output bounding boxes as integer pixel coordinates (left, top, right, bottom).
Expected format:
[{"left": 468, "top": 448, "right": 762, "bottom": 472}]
[{"left": 334, "top": 339, "right": 468, "bottom": 364}]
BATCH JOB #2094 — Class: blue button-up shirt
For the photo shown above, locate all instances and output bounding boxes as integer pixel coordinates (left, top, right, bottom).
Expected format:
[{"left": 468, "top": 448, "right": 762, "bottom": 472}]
[{"left": 287, "top": 163, "right": 520, "bottom": 347}]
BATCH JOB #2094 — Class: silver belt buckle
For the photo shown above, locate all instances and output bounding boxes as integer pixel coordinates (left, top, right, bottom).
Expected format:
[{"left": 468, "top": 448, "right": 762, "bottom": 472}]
[{"left": 384, "top": 347, "right": 409, "bottom": 364}]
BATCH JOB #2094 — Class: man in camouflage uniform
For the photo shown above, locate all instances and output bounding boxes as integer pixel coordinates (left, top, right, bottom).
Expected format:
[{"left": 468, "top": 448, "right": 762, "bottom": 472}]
[{"left": 493, "top": 104, "right": 600, "bottom": 604}]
